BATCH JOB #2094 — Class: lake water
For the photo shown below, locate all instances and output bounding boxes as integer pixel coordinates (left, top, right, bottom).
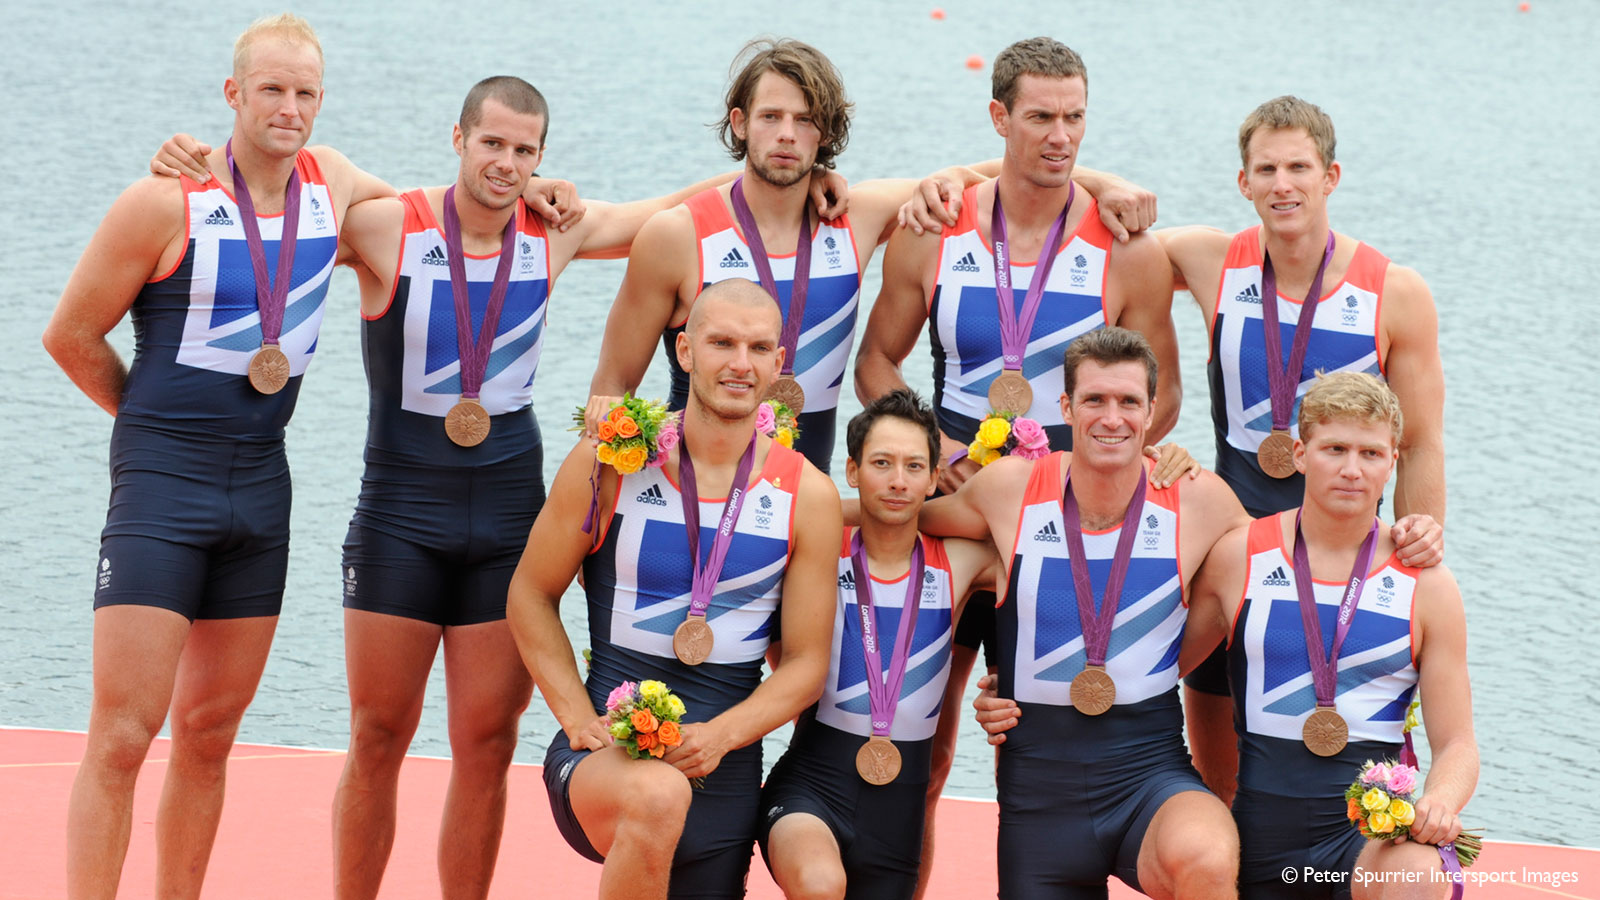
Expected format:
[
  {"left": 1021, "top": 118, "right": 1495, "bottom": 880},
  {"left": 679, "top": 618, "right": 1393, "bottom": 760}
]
[{"left": 2, "top": 0, "right": 1596, "bottom": 848}]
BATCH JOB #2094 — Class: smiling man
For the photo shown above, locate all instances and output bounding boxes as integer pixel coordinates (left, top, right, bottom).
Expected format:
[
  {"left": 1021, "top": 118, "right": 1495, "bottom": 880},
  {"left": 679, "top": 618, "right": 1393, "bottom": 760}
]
[{"left": 41, "top": 15, "right": 394, "bottom": 900}]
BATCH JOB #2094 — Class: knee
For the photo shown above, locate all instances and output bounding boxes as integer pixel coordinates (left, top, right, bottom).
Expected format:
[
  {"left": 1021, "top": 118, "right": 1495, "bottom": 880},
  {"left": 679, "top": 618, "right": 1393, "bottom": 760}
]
[
  {"left": 617, "top": 768, "right": 693, "bottom": 837},
  {"left": 1162, "top": 830, "right": 1238, "bottom": 887},
  {"left": 85, "top": 712, "right": 163, "bottom": 777},
  {"left": 447, "top": 713, "right": 522, "bottom": 774},
  {"left": 347, "top": 707, "right": 421, "bottom": 770},
  {"left": 168, "top": 703, "right": 245, "bottom": 766},
  {"left": 785, "top": 866, "right": 846, "bottom": 900}
]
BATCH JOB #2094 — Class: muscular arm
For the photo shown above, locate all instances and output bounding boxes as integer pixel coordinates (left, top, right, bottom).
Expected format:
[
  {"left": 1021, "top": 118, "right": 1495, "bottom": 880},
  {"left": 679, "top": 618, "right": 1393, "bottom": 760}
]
[
  {"left": 1408, "top": 565, "right": 1476, "bottom": 844},
  {"left": 915, "top": 457, "right": 1027, "bottom": 542},
  {"left": 1381, "top": 266, "right": 1446, "bottom": 525},
  {"left": 854, "top": 226, "right": 937, "bottom": 403},
  {"left": 564, "top": 172, "right": 738, "bottom": 263},
  {"left": 1155, "top": 226, "right": 1230, "bottom": 299},
  {"left": 43, "top": 178, "right": 186, "bottom": 415},
  {"left": 943, "top": 536, "right": 1002, "bottom": 625},
  {"left": 307, "top": 145, "right": 397, "bottom": 217},
  {"left": 338, "top": 197, "right": 407, "bottom": 316},
  {"left": 1180, "top": 525, "right": 1247, "bottom": 675},
  {"left": 1108, "top": 233, "right": 1182, "bottom": 441},
  {"left": 588, "top": 207, "right": 697, "bottom": 398},
  {"left": 506, "top": 438, "right": 617, "bottom": 742},
  {"left": 702, "top": 465, "right": 843, "bottom": 752}
]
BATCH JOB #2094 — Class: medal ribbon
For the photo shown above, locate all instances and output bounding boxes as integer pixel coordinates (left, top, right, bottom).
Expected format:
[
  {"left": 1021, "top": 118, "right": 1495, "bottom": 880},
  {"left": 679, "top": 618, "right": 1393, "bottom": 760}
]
[
  {"left": 1259, "top": 232, "right": 1336, "bottom": 432},
  {"left": 989, "top": 182, "right": 1074, "bottom": 372},
  {"left": 1291, "top": 512, "right": 1380, "bottom": 708},
  {"left": 441, "top": 185, "right": 520, "bottom": 400},
  {"left": 226, "top": 140, "right": 301, "bottom": 348},
  {"left": 678, "top": 431, "right": 760, "bottom": 621},
  {"left": 729, "top": 177, "right": 810, "bottom": 376},
  {"left": 1061, "top": 466, "right": 1147, "bottom": 667},
  {"left": 848, "top": 530, "right": 926, "bottom": 738}
]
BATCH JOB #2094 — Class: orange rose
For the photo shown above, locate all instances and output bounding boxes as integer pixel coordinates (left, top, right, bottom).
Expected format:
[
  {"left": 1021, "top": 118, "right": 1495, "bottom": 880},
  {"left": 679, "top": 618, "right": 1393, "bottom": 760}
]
[
  {"left": 597, "top": 421, "right": 617, "bottom": 442},
  {"left": 616, "top": 416, "right": 640, "bottom": 438},
  {"left": 1347, "top": 798, "right": 1363, "bottom": 822},
  {"left": 657, "top": 720, "right": 682, "bottom": 747},
  {"left": 648, "top": 742, "right": 666, "bottom": 759},
  {"left": 631, "top": 708, "right": 659, "bottom": 733},
  {"left": 635, "top": 730, "right": 657, "bottom": 750},
  {"left": 608, "top": 406, "right": 627, "bottom": 424}
]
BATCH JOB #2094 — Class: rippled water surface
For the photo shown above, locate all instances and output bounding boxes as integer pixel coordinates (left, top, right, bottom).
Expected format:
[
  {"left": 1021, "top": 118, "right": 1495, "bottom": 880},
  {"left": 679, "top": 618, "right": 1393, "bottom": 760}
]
[{"left": 2, "top": 0, "right": 1596, "bottom": 847}]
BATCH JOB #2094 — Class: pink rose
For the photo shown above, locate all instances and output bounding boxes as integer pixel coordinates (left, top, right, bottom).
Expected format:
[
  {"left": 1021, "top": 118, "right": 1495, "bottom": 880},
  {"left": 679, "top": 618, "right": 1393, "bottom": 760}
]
[
  {"left": 1386, "top": 764, "right": 1417, "bottom": 795},
  {"left": 1011, "top": 417, "right": 1049, "bottom": 452},
  {"left": 755, "top": 402, "right": 777, "bottom": 435},
  {"left": 656, "top": 419, "right": 680, "bottom": 454},
  {"left": 605, "top": 681, "right": 637, "bottom": 711},
  {"left": 1361, "top": 762, "right": 1390, "bottom": 786}
]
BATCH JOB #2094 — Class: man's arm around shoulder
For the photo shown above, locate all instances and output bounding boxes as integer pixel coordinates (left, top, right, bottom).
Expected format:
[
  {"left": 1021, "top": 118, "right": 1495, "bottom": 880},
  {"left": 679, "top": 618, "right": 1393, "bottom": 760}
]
[
  {"left": 854, "top": 225, "right": 939, "bottom": 404},
  {"left": 307, "top": 145, "right": 397, "bottom": 215},
  {"left": 588, "top": 206, "right": 696, "bottom": 401},
  {"left": 44, "top": 176, "right": 187, "bottom": 415},
  {"left": 1381, "top": 263, "right": 1446, "bottom": 526},
  {"left": 1107, "top": 233, "right": 1181, "bottom": 441},
  {"left": 1409, "top": 564, "right": 1476, "bottom": 844}
]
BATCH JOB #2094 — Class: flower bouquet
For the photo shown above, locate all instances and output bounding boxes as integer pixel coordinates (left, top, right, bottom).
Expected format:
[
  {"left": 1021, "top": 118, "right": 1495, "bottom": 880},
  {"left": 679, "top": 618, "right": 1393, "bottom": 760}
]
[
  {"left": 572, "top": 395, "right": 678, "bottom": 475},
  {"left": 757, "top": 399, "right": 800, "bottom": 449},
  {"left": 967, "top": 411, "right": 1051, "bottom": 467},
  {"left": 605, "top": 679, "right": 687, "bottom": 760},
  {"left": 1345, "top": 759, "right": 1481, "bottom": 865}
]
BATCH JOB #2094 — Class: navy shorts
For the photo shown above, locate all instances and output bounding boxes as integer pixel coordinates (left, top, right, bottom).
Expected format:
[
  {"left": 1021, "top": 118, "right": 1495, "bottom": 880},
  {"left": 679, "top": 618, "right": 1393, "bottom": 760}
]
[
  {"left": 95, "top": 420, "right": 290, "bottom": 620},
  {"left": 758, "top": 722, "right": 931, "bottom": 900},
  {"left": 543, "top": 732, "right": 762, "bottom": 899},
  {"left": 341, "top": 446, "right": 544, "bottom": 626},
  {"left": 995, "top": 706, "right": 1211, "bottom": 899},
  {"left": 1234, "top": 790, "right": 1365, "bottom": 900}
]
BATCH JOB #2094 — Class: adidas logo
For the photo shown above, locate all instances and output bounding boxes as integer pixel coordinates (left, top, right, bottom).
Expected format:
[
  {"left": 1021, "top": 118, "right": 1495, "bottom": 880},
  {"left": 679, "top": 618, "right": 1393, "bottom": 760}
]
[
  {"left": 204, "top": 205, "right": 234, "bottom": 226},
  {"left": 1235, "top": 284, "right": 1261, "bottom": 304},
  {"left": 1261, "top": 565, "right": 1291, "bottom": 587},
  {"left": 719, "top": 247, "right": 749, "bottom": 269},
  {"left": 422, "top": 246, "right": 449, "bottom": 266},
  {"left": 1033, "top": 521, "right": 1062, "bottom": 543},
  {"left": 824, "top": 236, "right": 837, "bottom": 251},
  {"left": 838, "top": 571, "right": 855, "bottom": 589},
  {"left": 635, "top": 483, "right": 669, "bottom": 507},
  {"left": 1074, "top": 254, "right": 1088, "bottom": 268},
  {"left": 952, "top": 251, "right": 981, "bottom": 273}
]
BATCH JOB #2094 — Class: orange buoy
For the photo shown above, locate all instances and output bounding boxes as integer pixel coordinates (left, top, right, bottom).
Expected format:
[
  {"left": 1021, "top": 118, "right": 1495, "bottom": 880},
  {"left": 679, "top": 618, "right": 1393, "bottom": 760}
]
[
  {"left": 1517, "top": 1, "right": 1530, "bottom": 10},
  {"left": 965, "top": 54, "right": 984, "bottom": 70},
  {"left": 931, "top": 7, "right": 946, "bottom": 19}
]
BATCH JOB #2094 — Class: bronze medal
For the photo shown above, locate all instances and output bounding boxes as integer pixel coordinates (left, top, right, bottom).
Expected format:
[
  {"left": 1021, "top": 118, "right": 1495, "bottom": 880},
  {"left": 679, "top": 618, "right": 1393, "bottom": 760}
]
[
  {"left": 987, "top": 370, "right": 1034, "bottom": 417},
  {"left": 672, "top": 616, "right": 715, "bottom": 666},
  {"left": 855, "top": 735, "right": 902, "bottom": 785},
  {"left": 1257, "top": 429, "right": 1296, "bottom": 479},
  {"left": 444, "top": 397, "right": 491, "bottom": 447},
  {"left": 247, "top": 344, "right": 291, "bottom": 395},
  {"left": 1302, "top": 705, "right": 1348, "bottom": 757},
  {"left": 1069, "top": 664, "right": 1116, "bottom": 716},
  {"left": 766, "top": 375, "right": 806, "bottom": 416}
]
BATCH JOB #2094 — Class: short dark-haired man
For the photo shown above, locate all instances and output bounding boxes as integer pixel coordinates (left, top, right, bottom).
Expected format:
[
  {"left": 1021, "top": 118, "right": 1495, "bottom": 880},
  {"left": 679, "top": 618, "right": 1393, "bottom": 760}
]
[
  {"left": 509, "top": 279, "right": 843, "bottom": 900},
  {"left": 758, "top": 390, "right": 1000, "bottom": 900}
]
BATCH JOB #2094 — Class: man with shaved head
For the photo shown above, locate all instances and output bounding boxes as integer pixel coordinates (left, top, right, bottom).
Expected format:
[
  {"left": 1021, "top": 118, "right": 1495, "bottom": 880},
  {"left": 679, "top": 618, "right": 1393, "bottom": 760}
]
[{"left": 509, "top": 279, "right": 843, "bottom": 899}]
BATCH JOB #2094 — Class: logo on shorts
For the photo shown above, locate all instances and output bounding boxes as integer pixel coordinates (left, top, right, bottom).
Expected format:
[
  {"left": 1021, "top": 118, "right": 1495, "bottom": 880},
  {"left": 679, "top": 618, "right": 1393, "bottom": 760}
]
[
  {"left": 1235, "top": 284, "right": 1261, "bottom": 305},
  {"left": 766, "top": 804, "right": 785, "bottom": 821},
  {"left": 1033, "top": 521, "right": 1062, "bottom": 543},
  {"left": 422, "top": 245, "right": 450, "bottom": 266},
  {"left": 204, "top": 205, "right": 234, "bottom": 226},
  {"left": 719, "top": 248, "right": 749, "bottom": 269},
  {"left": 951, "top": 251, "right": 982, "bottom": 273},
  {"left": 344, "top": 566, "right": 357, "bottom": 596},
  {"left": 1261, "top": 566, "right": 1291, "bottom": 587},
  {"left": 97, "top": 557, "right": 112, "bottom": 591},
  {"left": 559, "top": 761, "right": 575, "bottom": 783},
  {"left": 635, "top": 484, "right": 669, "bottom": 507}
]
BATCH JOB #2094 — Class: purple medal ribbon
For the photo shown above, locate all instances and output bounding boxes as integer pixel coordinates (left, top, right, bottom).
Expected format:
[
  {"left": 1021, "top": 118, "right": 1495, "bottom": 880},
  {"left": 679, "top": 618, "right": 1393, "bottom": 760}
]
[
  {"left": 989, "top": 182, "right": 1074, "bottom": 373},
  {"left": 1061, "top": 466, "right": 1147, "bottom": 668},
  {"left": 441, "top": 185, "right": 520, "bottom": 401},
  {"left": 678, "top": 431, "right": 760, "bottom": 622},
  {"left": 1291, "top": 511, "right": 1379, "bottom": 709},
  {"left": 729, "top": 177, "right": 810, "bottom": 376},
  {"left": 1259, "top": 232, "right": 1336, "bottom": 433},
  {"left": 226, "top": 140, "right": 301, "bottom": 350},
  {"left": 848, "top": 530, "right": 926, "bottom": 737}
]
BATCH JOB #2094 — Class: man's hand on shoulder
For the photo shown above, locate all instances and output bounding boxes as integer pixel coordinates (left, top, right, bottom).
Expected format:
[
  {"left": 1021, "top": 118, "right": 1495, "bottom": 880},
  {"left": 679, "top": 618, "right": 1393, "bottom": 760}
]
[
  {"left": 524, "top": 176, "right": 587, "bottom": 233},
  {"left": 1392, "top": 514, "right": 1443, "bottom": 568},
  {"left": 150, "top": 133, "right": 213, "bottom": 183},
  {"left": 1090, "top": 177, "right": 1158, "bottom": 243},
  {"left": 810, "top": 168, "right": 849, "bottom": 221}
]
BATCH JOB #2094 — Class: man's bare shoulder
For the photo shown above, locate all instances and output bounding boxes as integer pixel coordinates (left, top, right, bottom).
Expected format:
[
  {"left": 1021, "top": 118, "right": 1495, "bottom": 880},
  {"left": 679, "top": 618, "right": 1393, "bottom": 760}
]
[
  {"left": 1160, "top": 225, "right": 1231, "bottom": 256},
  {"left": 1381, "top": 261, "right": 1433, "bottom": 304},
  {"left": 99, "top": 175, "right": 187, "bottom": 246},
  {"left": 1178, "top": 468, "right": 1248, "bottom": 523}
]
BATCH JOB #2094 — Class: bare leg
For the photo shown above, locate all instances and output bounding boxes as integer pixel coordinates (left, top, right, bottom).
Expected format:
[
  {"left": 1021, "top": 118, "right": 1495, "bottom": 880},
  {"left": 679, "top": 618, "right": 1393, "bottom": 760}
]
[
  {"left": 67, "top": 605, "right": 191, "bottom": 900},
  {"left": 913, "top": 644, "right": 977, "bottom": 900},
  {"left": 156, "top": 614, "right": 279, "bottom": 900},
  {"left": 1353, "top": 836, "right": 1454, "bottom": 900},
  {"left": 436, "top": 619, "right": 534, "bottom": 900},
  {"left": 1135, "top": 790, "right": 1238, "bottom": 900},
  {"left": 332, "top": 609, "right": 441, "bottom": 900},
  {"left": 766, "top": 813, "right": 846, "bottom": 900},
  {"left": 568, "top": 746, "right": 694, "bottom": 900}
]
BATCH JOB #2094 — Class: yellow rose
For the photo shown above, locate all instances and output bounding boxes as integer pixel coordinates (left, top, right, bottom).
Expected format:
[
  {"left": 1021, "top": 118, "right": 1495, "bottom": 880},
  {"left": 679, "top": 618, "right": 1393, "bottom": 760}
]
[
  {"left": 1388, "top": 798, "right": 1415, "bottom": 827},
  {"left": 977, "top": 416, "right": 1011, "bottom": 449},
  {"left": 981, "top": 448, "right": 1002, "bottom": 466},
  {"left": 776, "top": 427, "right": 794, "bottom": 448},
  {"left": 615, "top": 445, "right": 648, "bottom": 473},
  {"left": 639, "top": 680, "right": 667, "bottom": 702},
  {"left": 666, "top": 695, "right": 686, "bottom": 718},
  {"left": 1368, "top": 811, "right": 1396, "bottom": 834},
  {"left": 595, "top": 443, "right": 616, "bottom": 465},
  {"left": 968, "top": 440, "right": 988, "bottom": 463},
  {"left": 1361, "top": 789, "right": 1390, "bottom": 813}
]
